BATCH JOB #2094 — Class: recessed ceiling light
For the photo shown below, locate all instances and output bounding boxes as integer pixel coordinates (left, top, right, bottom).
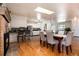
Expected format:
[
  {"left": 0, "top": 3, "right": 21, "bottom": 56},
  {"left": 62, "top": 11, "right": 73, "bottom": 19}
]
[{"left": 35, "top": 7, "right": 54, "bottom": 15}]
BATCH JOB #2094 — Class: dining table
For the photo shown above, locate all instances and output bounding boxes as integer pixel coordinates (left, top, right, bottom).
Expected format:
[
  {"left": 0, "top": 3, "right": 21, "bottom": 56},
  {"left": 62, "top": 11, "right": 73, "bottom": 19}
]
[{"left": 44, "top": 32, "right": 66, "bottom": 53}]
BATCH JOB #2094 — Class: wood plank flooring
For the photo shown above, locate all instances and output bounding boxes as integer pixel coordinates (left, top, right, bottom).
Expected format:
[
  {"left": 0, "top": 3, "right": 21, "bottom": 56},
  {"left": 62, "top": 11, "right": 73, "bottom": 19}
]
[{"left": 7, "top": 36, "right": 79, "bottom": 56}]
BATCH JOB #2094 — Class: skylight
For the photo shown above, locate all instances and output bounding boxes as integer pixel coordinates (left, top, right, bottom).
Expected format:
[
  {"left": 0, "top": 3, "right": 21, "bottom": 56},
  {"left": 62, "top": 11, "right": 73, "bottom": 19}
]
[{"left": 35, "top": 7, "right": 54, "bottom": 15}]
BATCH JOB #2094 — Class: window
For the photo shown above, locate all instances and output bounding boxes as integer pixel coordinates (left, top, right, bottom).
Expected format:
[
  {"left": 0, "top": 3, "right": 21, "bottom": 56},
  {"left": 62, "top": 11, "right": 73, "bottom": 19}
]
[
  {"left": 58, "top": 24, "right": 65, "bottom": 34},
  {"left": 58, "top": 24, "right": 65, "bottom": 31}
]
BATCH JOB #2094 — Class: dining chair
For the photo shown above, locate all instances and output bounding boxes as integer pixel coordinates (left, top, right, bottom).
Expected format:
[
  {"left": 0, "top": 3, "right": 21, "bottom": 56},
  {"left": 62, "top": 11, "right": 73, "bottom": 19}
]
[
  {"left": 25, "top": 27, "right": 31, "bottom": 40},
  {"left": 61, "top": 31, "right": 73, "bottom": 54},
  {"left": 39, "top": 32, "right": 46, "bottom": 46},
  {"left": 17, "top": 27, "right": 25, "bottom": 42},
  {"left": 46, "top": 31, "right": 58, "bottom": 50}
]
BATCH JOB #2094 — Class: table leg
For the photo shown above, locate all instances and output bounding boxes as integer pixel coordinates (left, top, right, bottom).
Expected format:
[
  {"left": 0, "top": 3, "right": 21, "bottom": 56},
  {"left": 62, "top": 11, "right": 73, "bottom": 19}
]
[{"left": 58, "top": 40, "right": 61, "bottom": 53}]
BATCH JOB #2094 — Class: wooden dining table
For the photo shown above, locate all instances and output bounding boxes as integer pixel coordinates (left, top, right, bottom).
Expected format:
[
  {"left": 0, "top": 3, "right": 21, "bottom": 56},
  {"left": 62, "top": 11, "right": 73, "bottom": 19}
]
[{"left": 44, "top": 33, "right": 66, "bottom": 53}]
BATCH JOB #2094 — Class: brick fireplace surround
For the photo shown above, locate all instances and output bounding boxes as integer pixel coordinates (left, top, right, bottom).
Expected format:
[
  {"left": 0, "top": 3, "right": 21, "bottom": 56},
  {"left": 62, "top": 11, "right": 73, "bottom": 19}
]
[{"left": 0, "top": 15, "right": 7, "bottom": 56}]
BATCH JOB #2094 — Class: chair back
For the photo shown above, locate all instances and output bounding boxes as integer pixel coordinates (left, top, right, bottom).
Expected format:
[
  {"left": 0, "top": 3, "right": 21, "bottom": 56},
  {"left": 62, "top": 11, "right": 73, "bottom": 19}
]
[
  {"left": 46, "top": 31, "right": 54, "bottom": 43},
  {"left": 17, "top": 30, "right": 24, "bottom": 36},
  {"left": 25, "top": 27, "right": 31, "bottom": 35},
  {"left": 18, "top": 27, "right": 25, "bottom": 35},
  {"left": 40, "top": 32, "right": 46, "bottom": 41},
  {"left": 25, "top": 29, "right": 30, "bottom": 34},
  {"left": 65, "top": 31, "right": 73, "bottom": 46}
]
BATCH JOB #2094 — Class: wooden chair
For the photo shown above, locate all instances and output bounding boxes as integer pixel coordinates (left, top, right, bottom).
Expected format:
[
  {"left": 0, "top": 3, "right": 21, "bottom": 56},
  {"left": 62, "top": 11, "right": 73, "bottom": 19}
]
[
  {"left": 17, "top": 28, "right": 25, "bottom": 42},
  {"left": 25, "top": 28, "right": 31, "bottom": 40}
]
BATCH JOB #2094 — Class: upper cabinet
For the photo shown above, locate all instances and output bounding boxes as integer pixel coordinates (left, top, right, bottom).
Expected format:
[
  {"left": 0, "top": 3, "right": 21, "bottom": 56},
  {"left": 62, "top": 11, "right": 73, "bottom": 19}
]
[{"left": 0, "top": 6, "right": 11, "bottom": 23}]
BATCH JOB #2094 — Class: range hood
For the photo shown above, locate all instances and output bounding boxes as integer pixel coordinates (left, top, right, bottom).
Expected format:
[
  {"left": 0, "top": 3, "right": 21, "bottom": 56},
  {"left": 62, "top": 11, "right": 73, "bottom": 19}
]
[{"left": 0, "top": 6, "right": 11, "bottom": 23}]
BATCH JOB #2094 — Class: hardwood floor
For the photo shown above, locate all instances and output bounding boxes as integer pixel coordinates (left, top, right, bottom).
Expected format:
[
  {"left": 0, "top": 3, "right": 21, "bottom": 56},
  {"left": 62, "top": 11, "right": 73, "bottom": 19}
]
[{"left": 6, "top": 36, "right": 79, "bottom": 56}]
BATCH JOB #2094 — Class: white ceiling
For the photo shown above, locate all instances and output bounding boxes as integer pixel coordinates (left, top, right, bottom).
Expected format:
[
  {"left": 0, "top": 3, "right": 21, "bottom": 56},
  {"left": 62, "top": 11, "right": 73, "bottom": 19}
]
[{"left": 6, "top": 3, "right": 79, "bottom": 20}]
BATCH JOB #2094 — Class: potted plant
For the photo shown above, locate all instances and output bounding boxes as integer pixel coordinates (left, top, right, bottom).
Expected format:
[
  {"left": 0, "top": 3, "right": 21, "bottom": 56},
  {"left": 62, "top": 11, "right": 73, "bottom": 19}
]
[{"left": 64, "top": 27, "right": 71, "bottom": 34}]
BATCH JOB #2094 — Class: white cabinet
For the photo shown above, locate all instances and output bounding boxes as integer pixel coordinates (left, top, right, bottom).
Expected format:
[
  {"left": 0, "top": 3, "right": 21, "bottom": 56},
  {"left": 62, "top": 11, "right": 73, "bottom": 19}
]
[
  {"left": 33, "top": 31, "right": 40, "bottom": 36},
  {"left": 10, "top": 33, "right": 17, "bottom": 42}
]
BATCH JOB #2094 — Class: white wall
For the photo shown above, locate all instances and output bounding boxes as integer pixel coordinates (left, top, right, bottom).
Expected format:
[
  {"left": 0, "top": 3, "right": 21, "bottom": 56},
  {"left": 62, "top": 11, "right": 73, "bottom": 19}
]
[
  {"left": 10, "top": 14, "right": 52, "bottom": 42},
  {"left": 10, "top": 15, "right": 27, "bottom": 28},
  {"left": 72, "top": 17, "right": 79, "bottom": 36},
  {"left": 10, "top": 15, "right": 51, "bottom": 30}
]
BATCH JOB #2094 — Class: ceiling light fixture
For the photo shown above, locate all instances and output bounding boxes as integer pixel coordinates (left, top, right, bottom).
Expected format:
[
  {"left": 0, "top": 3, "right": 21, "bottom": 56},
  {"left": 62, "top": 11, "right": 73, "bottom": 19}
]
[{"left": 35, "top": 7, "right": 54, "bottom": 15}]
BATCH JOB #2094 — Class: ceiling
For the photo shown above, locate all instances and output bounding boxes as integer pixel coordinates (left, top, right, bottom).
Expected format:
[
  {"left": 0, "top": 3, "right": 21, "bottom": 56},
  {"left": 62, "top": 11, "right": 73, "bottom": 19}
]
[{"left": 6, "top": 3, "right": 79, "bottom": 21}]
